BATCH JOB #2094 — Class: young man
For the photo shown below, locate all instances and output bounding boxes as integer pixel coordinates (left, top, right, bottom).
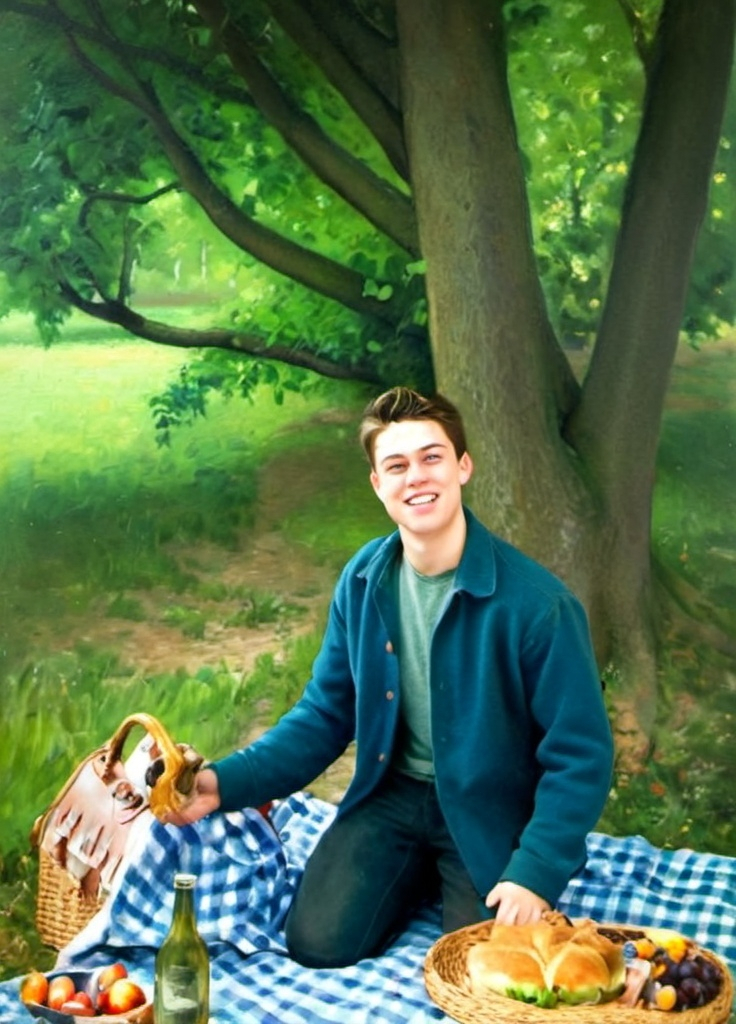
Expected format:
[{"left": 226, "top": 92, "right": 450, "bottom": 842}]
[{"left": 166, "top": 388, "right": 614, "bottom": 968}]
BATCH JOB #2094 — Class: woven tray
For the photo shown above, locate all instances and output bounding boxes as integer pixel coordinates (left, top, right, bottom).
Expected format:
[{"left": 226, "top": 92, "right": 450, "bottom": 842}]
[{"left": 424, "top": 921, "right": 734, "bottom": 1024}]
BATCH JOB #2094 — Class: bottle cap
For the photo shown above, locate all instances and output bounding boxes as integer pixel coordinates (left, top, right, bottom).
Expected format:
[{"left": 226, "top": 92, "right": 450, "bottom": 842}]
[{"left": 174, "top": 872, "right": 197, "bottom": 888}]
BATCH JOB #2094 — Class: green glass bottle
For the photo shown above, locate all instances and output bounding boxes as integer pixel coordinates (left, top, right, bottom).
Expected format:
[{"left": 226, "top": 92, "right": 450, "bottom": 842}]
[{"left": 154, "top": 872, "right": 210, "bottom": 1024}]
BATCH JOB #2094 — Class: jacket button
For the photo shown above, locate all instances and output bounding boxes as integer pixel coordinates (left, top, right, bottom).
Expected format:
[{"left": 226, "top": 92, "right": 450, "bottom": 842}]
[
  {"left": 378, "top": 752, "right": 386, "bottom": 762},
  {"left": 386, "top": 690, "right": 395, "bottom": 701},
  {"left": 385, "top": 641, "right": 394, "bottom": 654}
]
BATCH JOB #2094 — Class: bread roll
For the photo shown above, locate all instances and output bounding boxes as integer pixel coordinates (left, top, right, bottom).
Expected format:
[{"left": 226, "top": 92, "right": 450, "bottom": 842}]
[
  {"left": 489, "top": 912, "right": 574, "bottom": 962},
  {"left": 545, "top": 944, "right": 611, "bottom": 1004},
  {"left": 530, "top": 918, "right": 577, "bottom": 963},
  {"left": 467, "top": 943, "right": 546, "bottom": 999}
]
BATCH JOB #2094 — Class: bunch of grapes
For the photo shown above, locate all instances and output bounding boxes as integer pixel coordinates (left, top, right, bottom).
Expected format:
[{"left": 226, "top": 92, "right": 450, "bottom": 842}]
[
  {"left": 622, "top": 936, "right": 724, "bottom": 1012},
  {"left": 650, "top": 951, "right": 723, "bottom": 1011}
]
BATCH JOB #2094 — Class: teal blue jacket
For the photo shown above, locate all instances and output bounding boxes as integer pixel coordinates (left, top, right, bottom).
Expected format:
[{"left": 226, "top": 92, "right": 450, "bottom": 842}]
[{"left": 213, "top": 508, "right": 614, "bottom": 906}]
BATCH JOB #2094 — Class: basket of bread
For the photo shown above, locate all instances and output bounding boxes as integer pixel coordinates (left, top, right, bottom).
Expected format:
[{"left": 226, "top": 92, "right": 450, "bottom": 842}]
[{"left": 424, "top": 911, "right": 733, "bottom": 1024}]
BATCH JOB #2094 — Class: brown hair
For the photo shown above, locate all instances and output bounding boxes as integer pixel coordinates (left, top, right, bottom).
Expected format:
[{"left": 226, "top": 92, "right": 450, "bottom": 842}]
[{"left": 359, "top": 387, "right": 468, "bottom": 466}]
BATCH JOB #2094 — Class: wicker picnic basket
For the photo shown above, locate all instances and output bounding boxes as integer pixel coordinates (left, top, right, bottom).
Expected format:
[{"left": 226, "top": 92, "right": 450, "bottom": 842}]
[
  {"left": 31, "top": 713, "right": 202, "bottom": 949},
  {"left": 34, "top": 847, "right": 108, "bottom": 951},
  {"left": 424, "top": 920, "right": 734, "bottom": 1024}
]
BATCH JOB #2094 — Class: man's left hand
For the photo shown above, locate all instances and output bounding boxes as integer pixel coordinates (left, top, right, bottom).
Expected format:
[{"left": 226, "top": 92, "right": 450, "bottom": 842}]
[{"left": 485, "top": 881, "right": 550, "bottom": 924}]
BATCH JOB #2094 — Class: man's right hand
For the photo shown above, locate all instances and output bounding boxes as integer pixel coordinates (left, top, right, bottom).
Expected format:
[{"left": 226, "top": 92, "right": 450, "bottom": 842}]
[{"left": 161, "top": 766, "right": 221, "bottom": 825}]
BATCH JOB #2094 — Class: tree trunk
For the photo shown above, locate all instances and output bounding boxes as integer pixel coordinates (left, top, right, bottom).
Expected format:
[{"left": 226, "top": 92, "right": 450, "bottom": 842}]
[
  {"left": 566, "top": 0, "right": 736, "bottom": 766},
  {"left": 395, "top": 0, "right": 735, "bottom": 771}
]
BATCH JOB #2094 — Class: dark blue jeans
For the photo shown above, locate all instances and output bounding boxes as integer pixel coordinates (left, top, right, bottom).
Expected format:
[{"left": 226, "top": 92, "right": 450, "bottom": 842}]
[{"left": 284, "top": 769, "right": 490, "bottom": 967}]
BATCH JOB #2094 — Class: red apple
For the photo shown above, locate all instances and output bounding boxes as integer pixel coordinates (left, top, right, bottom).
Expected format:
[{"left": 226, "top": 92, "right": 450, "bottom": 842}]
[
  {"left": 106, "top": 977, "right": 147, "bottom": 1014},
  {"left": 47, "top": 975, "right": 75, "bottom": 1011}
]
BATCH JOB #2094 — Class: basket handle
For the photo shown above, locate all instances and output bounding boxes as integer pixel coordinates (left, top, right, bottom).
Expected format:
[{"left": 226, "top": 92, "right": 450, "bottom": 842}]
[{"left": 102, "top": 712, "right": 204, "bottom": 821}]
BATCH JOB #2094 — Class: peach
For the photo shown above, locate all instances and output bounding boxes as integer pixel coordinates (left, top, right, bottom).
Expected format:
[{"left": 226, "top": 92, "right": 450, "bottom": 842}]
[
  {"left": 47, "top": 975, "right": 76, "bottom": 1010},
  {"left": 98, "top": 961, "right": 128, "bottom": 991},
  {"left": 19, "top": 970, "right": 48, "bottom": 1005},
  {"left": 106, "top": 977, "right": 147, "bottom": 1014}
]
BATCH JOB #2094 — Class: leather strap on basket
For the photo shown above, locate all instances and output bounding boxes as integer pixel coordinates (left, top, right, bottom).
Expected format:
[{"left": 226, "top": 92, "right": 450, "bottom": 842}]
[{"left": 101, "top": 712, "right": 204, "bottom": 821}]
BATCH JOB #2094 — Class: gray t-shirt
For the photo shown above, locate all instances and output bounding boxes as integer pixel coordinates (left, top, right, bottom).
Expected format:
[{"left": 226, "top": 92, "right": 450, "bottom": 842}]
[{"left": 392, "top": 555, "right": 455, "bottom": 780}]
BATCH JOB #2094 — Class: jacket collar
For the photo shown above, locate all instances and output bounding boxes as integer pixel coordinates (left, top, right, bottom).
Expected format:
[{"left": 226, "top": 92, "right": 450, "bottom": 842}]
[{"left": 358, "top": 507, "right": 498, "bottom": 598}]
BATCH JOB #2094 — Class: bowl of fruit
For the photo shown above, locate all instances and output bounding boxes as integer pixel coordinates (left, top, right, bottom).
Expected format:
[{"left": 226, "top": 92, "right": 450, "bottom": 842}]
[{"left": 19, "top": 962, "right": 152, "bottom": 1023}]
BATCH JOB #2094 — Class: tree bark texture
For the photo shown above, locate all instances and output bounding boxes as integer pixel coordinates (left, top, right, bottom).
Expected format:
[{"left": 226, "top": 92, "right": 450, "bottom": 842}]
[{"left": 395, "top": 0, "right": 735, "bottom": 770}]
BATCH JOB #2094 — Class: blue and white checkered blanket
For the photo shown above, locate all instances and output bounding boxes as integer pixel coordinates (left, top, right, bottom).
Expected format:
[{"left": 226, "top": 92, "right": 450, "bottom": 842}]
[{"left": 2, "top": 792, "right": 735, "bottom": 1022}]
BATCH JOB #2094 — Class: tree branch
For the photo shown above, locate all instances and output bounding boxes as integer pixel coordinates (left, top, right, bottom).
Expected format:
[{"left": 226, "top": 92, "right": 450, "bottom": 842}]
[
  {"left": 264, "top": 0, "right": 408, "bottom": 179},
  {"left": 347, "top": 0, "right": 398, "bottom": 45},
  {"left": 615, "top": 0, "right": 655, "bottom": 72},
  {"left": 308, "top": 0, "right": 400, "bottom": 110},
  {"left": 569, "top": 0, "right": 736, "bottom": 498},
  {"left": 61, "top": 33, "right": 404, "bottom": 325},
  {"left": 58, "top": 281, "right": 386, "bottom": 384},
  {"left": 192, "top": 0, "right": 418, "bottom": 254},
  {"left": 79, "top": 182, "right": 181, "bottom": 228}
]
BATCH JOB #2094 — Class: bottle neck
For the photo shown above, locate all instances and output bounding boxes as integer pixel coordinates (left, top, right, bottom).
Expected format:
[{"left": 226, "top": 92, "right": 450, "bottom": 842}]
[{"left": 171, "top": 884, "right": 197, "bottom": 935}]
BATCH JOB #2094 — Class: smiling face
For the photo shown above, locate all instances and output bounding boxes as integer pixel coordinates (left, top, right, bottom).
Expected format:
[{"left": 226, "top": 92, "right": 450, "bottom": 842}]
[{"left": 369, "top": 418, "right": 473, "bottom": 549}]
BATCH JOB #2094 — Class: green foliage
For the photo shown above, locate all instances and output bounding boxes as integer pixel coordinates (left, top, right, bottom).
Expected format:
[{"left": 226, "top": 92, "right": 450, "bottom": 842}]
[
  {"left": 223, "top": 590, "right": 306, "bottom": 630},
  {"left": 600, "top": 648, "right": 736, "bottom": 857},
  {"left": 0, "top": 0, "right": 732, "bottom": 406},
  {"left": 163, "top": 604, "right": 208, "bottom": 639},
  {"left": 683, "top": 112, "right": 736, "bottom": 342},
  {"left": 506, "top": 1, "right": 644, "bottom": 344},
  {"left": 0, "top": 2, "right": 420, "bottom": 385},
  {"left": 150, "top": 352, "right": 314, "bottom": 447},
  {"left": 237, "top": 631, "right": 323, "bottom": 724},
  {"left": 106, "top": 593, "right": 147, "bottom": 621}
]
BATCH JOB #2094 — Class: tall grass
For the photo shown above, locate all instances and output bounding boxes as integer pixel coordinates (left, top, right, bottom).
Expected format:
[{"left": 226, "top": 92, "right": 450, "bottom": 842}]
[{"left": 0, "top": 657, "right": 245, "bottom": 858}]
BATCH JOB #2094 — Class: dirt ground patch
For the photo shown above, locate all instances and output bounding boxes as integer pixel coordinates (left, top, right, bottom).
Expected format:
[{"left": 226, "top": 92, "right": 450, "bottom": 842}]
[
  {"left": 28, "top": 433, "right": 358, "bottom": 802},
  {"left": 69, "top": 529, "right": 332, "bottom": 679}
]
